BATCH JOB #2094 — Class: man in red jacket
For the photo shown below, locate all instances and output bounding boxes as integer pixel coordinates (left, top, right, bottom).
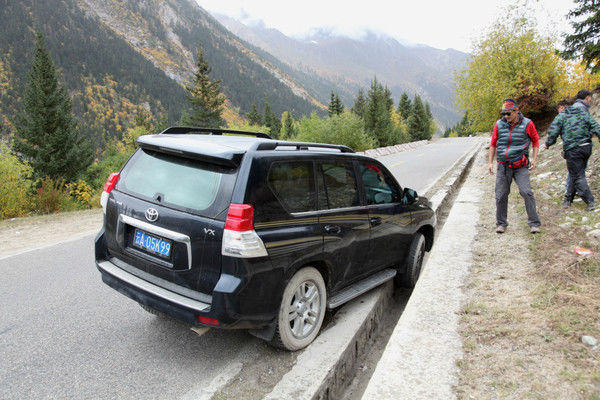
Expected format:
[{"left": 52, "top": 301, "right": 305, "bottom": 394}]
[{"left": 488, "top": 99, "right": 541, "bottom": 234}]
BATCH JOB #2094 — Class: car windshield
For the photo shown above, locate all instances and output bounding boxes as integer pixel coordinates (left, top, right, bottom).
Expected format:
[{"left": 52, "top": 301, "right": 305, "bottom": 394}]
[{"left": 118, "top": 149, "right": 236, "bottom": 217}]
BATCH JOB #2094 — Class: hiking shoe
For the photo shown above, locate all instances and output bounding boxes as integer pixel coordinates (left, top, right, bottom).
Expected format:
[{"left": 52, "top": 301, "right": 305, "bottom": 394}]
[
  {"left": 530, "top": 226, "right": 540, "bottom": 234},
  {"left": 586, "top": 202, "right": 597, "bottom": 211},
  {"left": 561, "top": 198, "right": 571, "bottom": 208},
  {"left": 496, "top": 225, "right": 506, "bottom": 233}
]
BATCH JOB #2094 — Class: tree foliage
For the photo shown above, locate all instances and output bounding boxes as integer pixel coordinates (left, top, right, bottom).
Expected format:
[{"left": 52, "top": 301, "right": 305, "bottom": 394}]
[
  {"left": 246, "top": 103, "right": 262, "bottom": 126},
  {"left": 295, "top": 112, "right": 377, "bottom": 152},
  {"left": 408, "top": 95, "right": 433, "bottom": 141},
  {"left": 562, "top": 0, "right": 600, "bottom": 74},
  {"left": 351, "top": 89, "right": 367, "bottom": 119},
  {"left": 13, "top": 31, "right": 92, "bottom": 182},
  {"left": 328, "top": 91, "right": 344, "bottom": 116},
  {"left": 280, "top": 111, "right": 296, "bottom": 139},
  {"left": 0, "top": 142, "right": 33, "bottom": 218},
  {"left": 455, "top": 16, "right": 567, "bottom": 131},
  {"left": 181, "top": 44, "right": 225, "bottom": 128},
  {"left": 398, "top": 93, "right": 412, "bottom": 120}
]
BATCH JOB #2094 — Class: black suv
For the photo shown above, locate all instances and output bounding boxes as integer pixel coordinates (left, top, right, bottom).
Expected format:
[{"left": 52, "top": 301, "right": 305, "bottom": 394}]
[{"left": 95, "top": 127, "right": 435, "bottom": 351}]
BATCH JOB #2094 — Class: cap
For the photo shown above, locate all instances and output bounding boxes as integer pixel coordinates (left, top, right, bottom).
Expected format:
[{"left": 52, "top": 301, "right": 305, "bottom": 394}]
[{"left": 501, "top": 99, "right": 518, "bottom": 112}]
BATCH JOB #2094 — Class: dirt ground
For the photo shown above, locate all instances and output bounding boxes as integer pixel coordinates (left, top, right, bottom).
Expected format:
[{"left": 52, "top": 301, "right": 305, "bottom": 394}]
[
  {"left": 0, "top": 208, "right": 102, "bottom": 259},
  {"left": 457, "top": 142, "right": 600, "bottom": 398}
]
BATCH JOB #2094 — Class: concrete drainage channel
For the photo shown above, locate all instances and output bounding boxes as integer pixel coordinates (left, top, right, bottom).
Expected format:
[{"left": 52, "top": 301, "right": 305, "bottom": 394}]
[{"left": 263, "top": 140, "right": 483, "bottom": 400}]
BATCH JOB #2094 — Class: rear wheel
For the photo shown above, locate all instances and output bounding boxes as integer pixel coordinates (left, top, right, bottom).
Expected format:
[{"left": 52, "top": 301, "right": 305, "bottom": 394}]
[
  {"left": 270, "top": 267, "right": 326, "bottom": 351},
  {"left": 395, "top": 233, "right": 426, "bottom": 288}
]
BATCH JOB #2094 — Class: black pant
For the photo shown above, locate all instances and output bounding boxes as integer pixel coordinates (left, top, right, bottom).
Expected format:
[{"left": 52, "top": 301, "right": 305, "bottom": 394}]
[{"left": 565, "top": 144, "right": 594, "bottom": 204}]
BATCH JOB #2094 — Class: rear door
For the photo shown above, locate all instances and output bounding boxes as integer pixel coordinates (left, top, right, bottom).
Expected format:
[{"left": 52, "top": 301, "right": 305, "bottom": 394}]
[
  {"left": 317, "top": 160, "right": 372, "bottom": 288},
  {"left": 103, "top": 148, "right": 238, "bottom": 295}
]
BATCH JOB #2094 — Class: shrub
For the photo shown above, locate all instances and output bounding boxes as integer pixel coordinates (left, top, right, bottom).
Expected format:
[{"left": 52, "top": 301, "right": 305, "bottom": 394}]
[
  {"left": 0, "top": 143, "right": 33, "bottom": 219},
  {"left": 34, "top": 178, "right": 71, "bottom": 214},
  {"left": 294, "top": 112, "right": 377, "bottom": 152},
  {"left": 67, "top": 179, "right": 94, "bottom": 208}
]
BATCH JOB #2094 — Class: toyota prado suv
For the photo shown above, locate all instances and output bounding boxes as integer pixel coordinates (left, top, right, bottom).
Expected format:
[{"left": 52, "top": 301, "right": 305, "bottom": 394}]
[{"left": 95, "top": 127, "right": 435, "bottom": 351}]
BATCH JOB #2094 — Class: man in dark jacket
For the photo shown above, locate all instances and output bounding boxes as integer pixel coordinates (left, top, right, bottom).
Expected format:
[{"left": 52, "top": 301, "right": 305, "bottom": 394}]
[
  {"left": 546, "top": 89, "right": 600, "bottom": 211},
  {"left": 488, "top": 99, "right": 541, "bottom": 234}
]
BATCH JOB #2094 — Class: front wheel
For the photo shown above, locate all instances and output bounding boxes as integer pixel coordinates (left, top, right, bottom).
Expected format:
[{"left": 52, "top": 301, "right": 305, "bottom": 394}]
[
  {"left": 270, "top": 267, "right": 326, "bottom": 351},
  {"left": 395, "top": 233, "right": 426, "bottom": 288}
]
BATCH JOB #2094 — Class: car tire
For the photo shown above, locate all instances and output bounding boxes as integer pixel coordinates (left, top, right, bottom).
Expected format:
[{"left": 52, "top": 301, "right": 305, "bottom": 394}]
[
  {"left": 395, "top": 232, "right": 426, "bottom": 288},
  {"left": 270, "top": 267, "right": 326, "bottom": 351}
]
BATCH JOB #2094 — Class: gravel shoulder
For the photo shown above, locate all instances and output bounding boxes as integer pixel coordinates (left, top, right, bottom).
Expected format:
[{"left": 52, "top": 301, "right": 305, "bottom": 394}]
[
  {"left": 0, "top": 208, "right": 102, "bottom": 259},
  {"left": 457, "top": 141, "right": 600, "bottom": 398}
]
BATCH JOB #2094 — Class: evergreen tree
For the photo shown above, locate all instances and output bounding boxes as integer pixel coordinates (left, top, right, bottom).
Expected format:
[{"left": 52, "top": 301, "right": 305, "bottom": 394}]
[
  {"left": 562, "top": 0, "right": 600, "bottom": 73},
  {"left": 398, "top": 93, "right": 412, "bottom": 120},
  {"left": 407, "top": 95, "right": 432, "bottom": 141},
  {"left": 365, "top": 77, "right": 395, "bottom": 146},
  {"left": 264, "top": 100, "right": 281, "bottom": 138},
  {"left": 328, "top": 91, "right": 343, "bottom": 116},
  {"left": 280, "top": 111, "right": 296, "bottom": 139},
  {"left": 351, "top": 89, "right": 367, "bottom": 119},
  {"left": 13, "top": 31, "right": 92, "bottom": 182},
  {"left": 181, "top": 43, "right": 224, "bottom": 128},
  {"left": 247, "top": 103, "right": 262, "bottom": 126}
]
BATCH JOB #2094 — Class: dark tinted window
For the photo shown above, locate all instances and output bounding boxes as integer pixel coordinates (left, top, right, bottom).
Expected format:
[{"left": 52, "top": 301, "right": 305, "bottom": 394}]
[
  {"left": 359, "top": 162, "right": 399, "bottom": 205},
  {"left": 318, "top": 161, "right": 360, "bottom": 209},
  {"left": 268, "top": 162, "right": 316, "bottom": 213},
  {"left": 117, "top": 149, "right": 236, "bottom": 217}
]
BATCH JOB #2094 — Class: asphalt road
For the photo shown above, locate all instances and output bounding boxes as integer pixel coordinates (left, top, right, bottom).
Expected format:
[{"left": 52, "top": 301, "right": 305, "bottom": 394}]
[{"left": 0, "top": 137, "right": 479, "bottom": 399}]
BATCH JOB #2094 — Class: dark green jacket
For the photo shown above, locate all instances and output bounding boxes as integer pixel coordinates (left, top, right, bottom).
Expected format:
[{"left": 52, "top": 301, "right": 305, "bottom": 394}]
[{"left": 546, "top": 99, "right": 600, "bottom": 151}]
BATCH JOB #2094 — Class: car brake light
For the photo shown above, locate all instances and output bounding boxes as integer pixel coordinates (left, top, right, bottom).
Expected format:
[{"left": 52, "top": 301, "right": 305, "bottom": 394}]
[
  {"left": 198, "top": 316, "right": 220, "bottom": 326},
  {"left": 103, "top": 172, "right": 120, "bottom": 193},
  {"left": 100, "top": 172, "right": 120, "bottom": 214},
  {"left": 222, "top": 203, "right": 268, "bottom": 258}
]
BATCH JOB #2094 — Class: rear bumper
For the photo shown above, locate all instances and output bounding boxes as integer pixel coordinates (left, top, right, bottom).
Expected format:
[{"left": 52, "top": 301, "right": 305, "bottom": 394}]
[{"left": 96, "top": 257, "right": 277, "bottom": 329}]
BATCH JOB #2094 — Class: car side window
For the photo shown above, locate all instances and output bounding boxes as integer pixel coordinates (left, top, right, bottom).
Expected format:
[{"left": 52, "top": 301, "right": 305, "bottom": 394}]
[
  {"left": 317, "top": 161, "right": 360, "bottom": 209},
  {"left": 268, "top": 161, "right": 316, "bottom": 213},
  {"left": 359, "top": 162, "right": 399, "bottom": 205}
]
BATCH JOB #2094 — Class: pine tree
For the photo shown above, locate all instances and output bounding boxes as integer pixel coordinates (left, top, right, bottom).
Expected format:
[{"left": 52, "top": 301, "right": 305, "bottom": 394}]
[
  {"left": 264, "top": 100, "right": 281, "bottom": 138},
  {"left": 280, "top": 111, "right": 296, "bottom": 139},
  {"left": 247, "top": 103, "right": 262, "bottom": 126},
  {"left": 398, "top": 93, "right": 412, "bottom": 120},
  {"left": 181, "top": 44, "right": 225, "bottom": 128},
  {"left": 328, "top": 91, "right": 343, "bottom": 116},
  {"left": 365, "top": 77, "right": 395, "bottom": 146},
  {"left": 561, "top": 0, "right": 600, "bottom": 73},
  {"left": 407, "top": 95, "right": 431, "bottom": 141},
  {"left": 13, "top": 31, "right": 92, "bottom": 182},
  {"left": 352, "top": 89, "right": 367, "bottom": 119}
]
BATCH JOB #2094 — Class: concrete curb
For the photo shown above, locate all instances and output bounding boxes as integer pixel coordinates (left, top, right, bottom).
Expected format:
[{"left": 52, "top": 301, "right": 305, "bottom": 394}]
[
  {"left": 264, "top": 140, "right": 484, "bottom": 400},
  {"left": 361, "top": 145, "right": 484, "bottom": 399}
]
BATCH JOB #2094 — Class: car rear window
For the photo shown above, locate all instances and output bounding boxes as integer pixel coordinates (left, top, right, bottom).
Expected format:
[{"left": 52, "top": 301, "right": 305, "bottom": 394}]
[{"left": 117, "top": 149, "right": 236, "bottom": 217}]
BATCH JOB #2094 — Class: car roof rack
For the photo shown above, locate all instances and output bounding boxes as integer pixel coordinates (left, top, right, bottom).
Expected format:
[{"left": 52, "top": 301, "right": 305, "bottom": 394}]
[
  {"left": 159, "top": 126, "right": 272, "bottom": 140},
  {"left": 254, "top": 141, "right": 354, "bottom": 153}
]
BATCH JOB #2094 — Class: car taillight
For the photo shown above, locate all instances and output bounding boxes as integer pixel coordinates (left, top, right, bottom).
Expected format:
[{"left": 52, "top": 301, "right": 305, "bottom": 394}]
[
  {"left": 197, "top": 316, "right": 220, "bottom": 326},
  {"left": 100, "top": 172, "right": 120, "bottom": 214},
  {"left": 221, "top": 203, "right": 268, "bottom": 258},
  {"left": 103, "top": 172, "right": 120, "bottom": 193}
]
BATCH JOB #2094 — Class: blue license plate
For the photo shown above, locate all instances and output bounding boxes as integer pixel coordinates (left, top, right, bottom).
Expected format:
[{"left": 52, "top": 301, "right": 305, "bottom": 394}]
[{"left": 133, "top": 229, "right": 172, "bottom": 258}]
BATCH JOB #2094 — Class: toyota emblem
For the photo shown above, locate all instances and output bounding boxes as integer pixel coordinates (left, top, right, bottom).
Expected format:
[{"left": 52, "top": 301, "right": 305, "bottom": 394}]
[{"left": 145, "top": 208, "right": 159, "bottom": 222}]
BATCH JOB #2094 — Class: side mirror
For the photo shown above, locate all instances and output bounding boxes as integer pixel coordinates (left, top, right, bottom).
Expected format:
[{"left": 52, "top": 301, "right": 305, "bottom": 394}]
[{"left": 402, "top": 188, "right": 418, "bottom": 205}]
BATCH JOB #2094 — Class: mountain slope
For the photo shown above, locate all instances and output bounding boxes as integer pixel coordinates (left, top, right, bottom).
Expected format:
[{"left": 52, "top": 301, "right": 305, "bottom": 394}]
[
  {"left": 214, "top": 15, "right": 469, "bottom": 127},
  {"left": 0, "top": 0, "right": 188, "bottom": 149},
  {"left": 77, "top": 0, "right": 323, "bottom": 117}
]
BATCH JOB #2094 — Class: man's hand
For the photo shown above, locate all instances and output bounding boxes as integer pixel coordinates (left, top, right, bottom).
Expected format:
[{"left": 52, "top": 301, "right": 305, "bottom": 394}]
[
  {"left": 488, "top": 162, "right": 494, "bottom": 174},
  {"left": 529, "top": 159, "right": 537, "bottom": 170}
]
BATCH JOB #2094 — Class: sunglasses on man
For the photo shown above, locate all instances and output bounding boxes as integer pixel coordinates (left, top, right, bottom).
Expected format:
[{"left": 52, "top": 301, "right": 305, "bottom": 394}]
[{"left": 500, "top": 111, "right": 513, "bottom": 116}]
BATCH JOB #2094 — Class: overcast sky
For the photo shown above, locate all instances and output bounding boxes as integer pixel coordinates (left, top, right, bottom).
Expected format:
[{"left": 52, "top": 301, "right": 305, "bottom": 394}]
[{"left": 195, "top": 0, "right": 575, "bottom": 53}]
